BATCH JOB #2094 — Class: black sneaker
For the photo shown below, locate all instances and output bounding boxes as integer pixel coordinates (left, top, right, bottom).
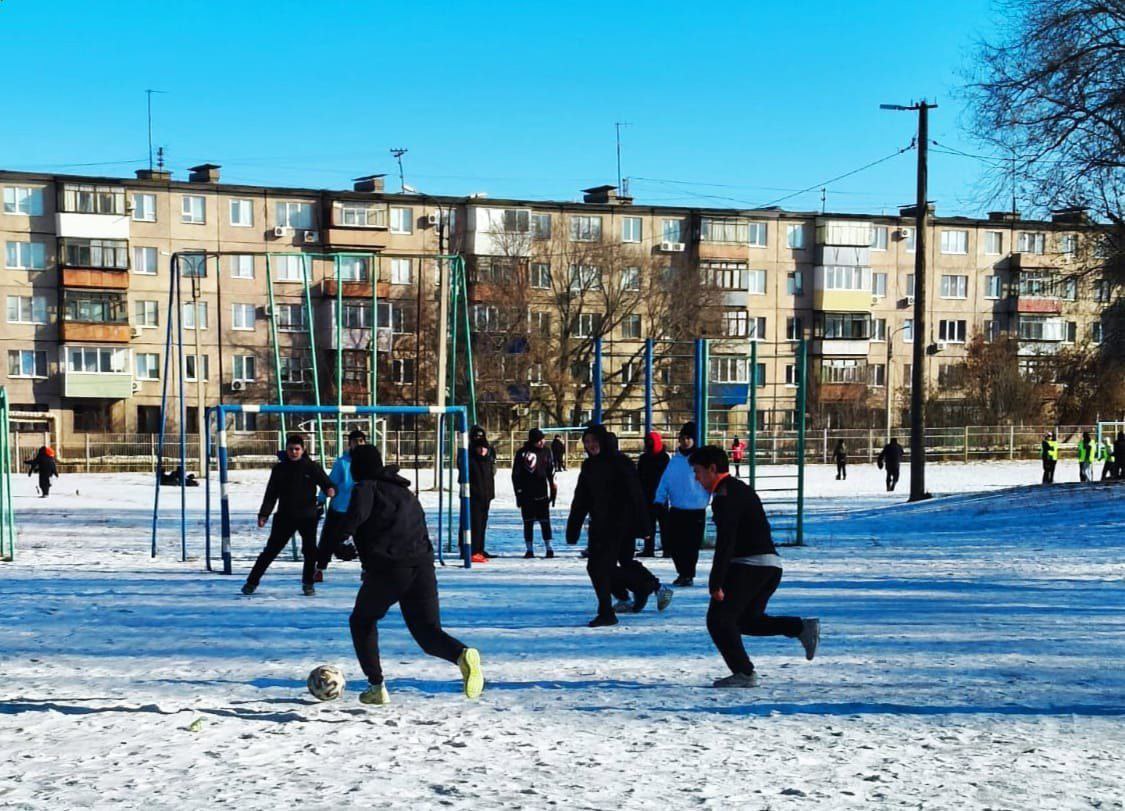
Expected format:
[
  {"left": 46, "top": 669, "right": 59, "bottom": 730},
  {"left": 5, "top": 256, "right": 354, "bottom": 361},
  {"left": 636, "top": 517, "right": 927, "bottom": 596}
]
[
  {"left": 241, "top": 582, "right": 256, "bottom": 595},
  {"left": 545, "top": 548, "right": 555, "bottom": 559},
  {"left": 588, "top": 613, "right": 618, "bottom": 628},
  {"left": 672, "top": 576, "right": 694, "bottom": 587},
  {"left": 631, "top": 589, "right": 651, "bottom": 613},
  {"left": 523, "top": 550, "right": 535, "bottom": 559},
  {"left": 302, "top": 583, "right": 316, "bottom": 596}
]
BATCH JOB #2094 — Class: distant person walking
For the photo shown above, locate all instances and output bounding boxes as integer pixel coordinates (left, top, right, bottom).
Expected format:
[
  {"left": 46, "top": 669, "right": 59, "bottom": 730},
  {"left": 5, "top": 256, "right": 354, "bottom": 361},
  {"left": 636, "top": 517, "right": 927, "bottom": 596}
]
[
  {"left": 1099, "top": 436, "right": 1115, "bottom": 481},
  {"left": 1041, "top": 432, "right": 1059, "bottom": 484},
  {"left": 637, "top": 431, "right": 670, "bottom": 557},
  {"left": 1115, "top": 432, "right": 1125, "bottom": 480},
  {"left": 653, "top": 422, "right": 711, "bottom": 586},
  {"left": 468, "top": 428, "right": 496, "bottom": 562},
  {"left": 877, "top": 438, "right": 905, "bottom": 492},
  {"left": 833, "top": 439, "right": 848, "bottom": 480},
  {"left": 730, "top": 436, "right": 745, "bottom": 478},
  {"left": 512, "top": 428, "right": 557, "bottom": 558},
  {"left": 1077, "top": 431, "right": 1096, "bottom": 482},
  {"left": 26, "top": 446, "right": 58, "bottom": 498},
  {"left": 551, "top": 435, "right": 567, "bottom": 472}
]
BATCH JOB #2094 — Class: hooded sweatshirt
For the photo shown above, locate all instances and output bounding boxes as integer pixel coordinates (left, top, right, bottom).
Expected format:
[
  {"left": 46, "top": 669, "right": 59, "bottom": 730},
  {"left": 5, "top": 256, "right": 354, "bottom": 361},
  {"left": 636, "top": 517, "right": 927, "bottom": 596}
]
[
  {"left": 653, "top": 444, "right": 710, "bottom": 510},
  {"left": 638, "top": 431, "right": 670, "bottom": 504}
]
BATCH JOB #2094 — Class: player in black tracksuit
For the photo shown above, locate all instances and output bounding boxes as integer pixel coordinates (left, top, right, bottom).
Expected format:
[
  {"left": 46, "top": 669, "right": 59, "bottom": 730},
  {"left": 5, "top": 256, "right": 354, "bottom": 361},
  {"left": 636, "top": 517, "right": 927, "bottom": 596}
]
[
  {"left": 27, "top": 446, "right": 59, "bottom": 497},
  {"left": 690, "top": 445, "right": 819, "bottom": 687},
  {"left": 243, "top": 433, "right": 335, "bottom": 596},
  {"left": 467, "top": 434, "right": 496, "bottom": 559},
  {"left": 567, "top": 425, "right": 669, "bottom": 626},
  {"left": 877, "top": 438, "right": 905, "bottom": 492},
  {"left": 340, "top": 444, "right": 483, "bottom": 703},
  {"left": 512, "top": 428, "right": 556, "bottom": 558}
]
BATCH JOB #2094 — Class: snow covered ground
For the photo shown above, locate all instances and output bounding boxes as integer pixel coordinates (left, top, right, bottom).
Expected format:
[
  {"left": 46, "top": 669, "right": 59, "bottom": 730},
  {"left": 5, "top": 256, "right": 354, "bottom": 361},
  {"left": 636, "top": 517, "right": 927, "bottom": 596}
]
[{"left": 1, "top": 460, "right": 1122, "bottom": 809}]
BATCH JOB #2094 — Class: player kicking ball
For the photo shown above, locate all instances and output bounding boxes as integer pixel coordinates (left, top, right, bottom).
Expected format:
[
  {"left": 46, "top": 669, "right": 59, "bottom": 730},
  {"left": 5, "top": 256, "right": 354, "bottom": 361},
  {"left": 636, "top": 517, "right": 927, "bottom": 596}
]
[
  {"left": 689, "top": 445, "right": 819, "bottom": 688},
  {"left": 338, "top": 444, "right": 483, "bottom": 705}
]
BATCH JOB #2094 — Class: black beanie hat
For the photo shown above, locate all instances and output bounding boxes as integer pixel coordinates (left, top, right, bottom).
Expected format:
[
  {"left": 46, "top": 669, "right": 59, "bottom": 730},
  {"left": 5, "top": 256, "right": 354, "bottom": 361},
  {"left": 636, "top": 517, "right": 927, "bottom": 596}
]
[
  {"left": 528, "top": 428, "right": 545, "bottom": 444},
  {"left": 679, "top": 421, "right": 697, "bottom": 440}
]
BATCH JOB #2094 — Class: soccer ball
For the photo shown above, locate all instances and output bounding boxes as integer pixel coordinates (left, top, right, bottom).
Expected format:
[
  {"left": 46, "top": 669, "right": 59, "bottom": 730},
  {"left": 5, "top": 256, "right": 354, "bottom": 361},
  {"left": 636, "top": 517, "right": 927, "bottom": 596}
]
[{"left": 307, "top": 665, "right": 346, "bottom": 701}]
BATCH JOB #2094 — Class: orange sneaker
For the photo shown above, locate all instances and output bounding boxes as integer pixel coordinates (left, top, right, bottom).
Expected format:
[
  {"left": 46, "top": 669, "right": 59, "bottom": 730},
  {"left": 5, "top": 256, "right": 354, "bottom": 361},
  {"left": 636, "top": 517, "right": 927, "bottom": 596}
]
[{"left": 471, "top": 553, "right": 488, "bottom": 564}]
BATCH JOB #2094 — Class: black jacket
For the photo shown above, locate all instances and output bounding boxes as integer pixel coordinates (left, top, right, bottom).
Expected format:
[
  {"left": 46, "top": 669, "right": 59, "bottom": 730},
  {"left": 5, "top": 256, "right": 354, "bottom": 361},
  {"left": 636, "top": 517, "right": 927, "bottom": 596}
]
[
  {"left": 468, "top": 439, "right": 496, "bottom": 503},
  {"left": 339, "top": 470, "right": 433, "bottom": 569},
  {"left": 551, "top": 437, "right": 566, "bottom": 467},
  {"left": 833, "top": 446, "right": 847, "bottom": 464},
  {"left": 878, "top": 442, "right": 905, "bottom": 470},
  {"left": 1115, "top": 436, "right": 1125, "bottom": 464},
  {"left": 512, "top": 443, "right": 555, "bottom": 506},
  {"left": 258, "top": 455, "right": 333, "bottom": 521},
  {"left": 567, "top": 435, "right": 650, "bottom": 552},
  {"left": 708, "top": 475, "right": 776, "bottom": 593},
  {"left": 638, "top": 448, "right": 670, "bottom": 504},
  {"left": 27, "top": 449, "right": 58, "bottom": 479}
]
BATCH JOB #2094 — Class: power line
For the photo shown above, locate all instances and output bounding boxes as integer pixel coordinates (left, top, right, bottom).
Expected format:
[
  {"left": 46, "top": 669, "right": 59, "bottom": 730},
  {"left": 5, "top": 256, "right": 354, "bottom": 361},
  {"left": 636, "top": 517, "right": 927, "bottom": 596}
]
[{"left": 755, "top": 142, "right": 916, "bottom": 208}]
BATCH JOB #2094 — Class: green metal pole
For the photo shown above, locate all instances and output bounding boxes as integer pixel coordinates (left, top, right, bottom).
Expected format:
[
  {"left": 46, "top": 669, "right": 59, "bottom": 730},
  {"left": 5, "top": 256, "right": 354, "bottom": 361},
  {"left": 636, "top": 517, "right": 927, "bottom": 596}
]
[
  {"left": 449, "top": 258, "right": 459, "bottom": 410},
  {"left": 335, "top": 255, "right": 343, "bottom": 456},
  {"left": 796, "top": 337, "right": 807, "bottom": 546},
  {"left": 301, "top": 254, "right": 326, "bottom": 458},
  {"left": 749, "top": 339, "right": 758, "bottom": 488},
  {"left": 265, "top": 254, "right": 287, "bottom": 444},
  {"left": 370, "top": 255, "right": 379, "bottom": 437},
  {"left": 456, "top": 258, "right": 478, "bottom": 424}
]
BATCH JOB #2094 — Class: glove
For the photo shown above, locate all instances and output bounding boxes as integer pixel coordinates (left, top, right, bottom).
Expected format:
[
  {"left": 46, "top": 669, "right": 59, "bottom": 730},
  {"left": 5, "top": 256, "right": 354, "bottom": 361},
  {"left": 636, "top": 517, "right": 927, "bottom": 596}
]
[{"left": 335, "top": 541, "right": 358, "bottom": 562}]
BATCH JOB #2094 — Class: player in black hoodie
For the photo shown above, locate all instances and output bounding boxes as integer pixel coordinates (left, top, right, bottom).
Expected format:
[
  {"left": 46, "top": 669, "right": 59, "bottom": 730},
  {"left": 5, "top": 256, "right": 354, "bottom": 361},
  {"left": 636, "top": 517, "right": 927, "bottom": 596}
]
[
  {"left": 467, "top": 432, "right": 496, "bottom": 561},
  {"left": 242, "top": 433, "right": 335, "bottom": 596},
  {"left": 339, "top": 444, "right": 483, "bottom": 705},
  {"left": 690, "top": 445, "right": 819, "bottom": 687},
  {"left": 512, "top": 428, "right": 557, "bottom": 558}
]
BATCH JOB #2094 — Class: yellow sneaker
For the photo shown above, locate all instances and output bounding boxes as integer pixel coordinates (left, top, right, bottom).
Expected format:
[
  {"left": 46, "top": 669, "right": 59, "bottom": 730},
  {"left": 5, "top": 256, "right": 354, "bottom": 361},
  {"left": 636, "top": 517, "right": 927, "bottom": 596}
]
[
  {"left": 359, "top": 682, "right": 390, "bottom": 705},
  {"left": 458, "top": 648, "right": 484, "bottom": 699}
]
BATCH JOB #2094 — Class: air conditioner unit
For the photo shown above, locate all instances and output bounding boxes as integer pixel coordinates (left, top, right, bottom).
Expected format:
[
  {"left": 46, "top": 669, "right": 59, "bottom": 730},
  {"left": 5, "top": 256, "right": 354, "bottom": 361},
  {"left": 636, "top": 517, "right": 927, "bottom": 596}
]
[
  {"left": 271, "top": 225, "right": 288, "bottom": 239},
  {"left": 426, "top": 212, "right": 440, "bottom": 227},
  {"left": 262, "top": 306, "right": 273, "bottom": 319},
  {"left": 131, "top": 380, "right": 142, "bottom": 393},
  {"left": 660, "top": 241, "right": 686, "bottom": 252},
  {"left": 231, "top": 380, "right": 246, "bottom": 392},
  {"left": 895, "top": 228, "right": 911, "bottom": 239},
  {"left": 303, "top": 230, "right": 319, "bottom": 243},
  {"left": 130, "top": 326, "right": 143, "bottom": 338},
  {"left": 904, "top": 295, "right": 915, "bottom": 307}
]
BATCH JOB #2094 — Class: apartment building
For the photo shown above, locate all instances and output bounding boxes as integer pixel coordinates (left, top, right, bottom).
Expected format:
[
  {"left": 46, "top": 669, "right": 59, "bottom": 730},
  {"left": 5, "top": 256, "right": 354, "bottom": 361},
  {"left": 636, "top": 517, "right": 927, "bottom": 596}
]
[{"left": 1, "top": 167, "right": 1113, "bottom": 439}]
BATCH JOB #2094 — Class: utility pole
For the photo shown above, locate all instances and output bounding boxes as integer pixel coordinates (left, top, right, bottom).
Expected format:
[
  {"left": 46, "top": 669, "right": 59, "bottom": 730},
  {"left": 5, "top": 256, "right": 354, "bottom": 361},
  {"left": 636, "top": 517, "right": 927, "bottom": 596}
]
[
  {"left": 145, "top": 89, "right": 166, "bottom": 172},
  {"left": 615, "top": 122, "right": 630, "bottom": 196},
  {"left": 390, "top": 148, "right": 408, "bottom": 192},
  {"left": 880, "top": 99, "right": 936, "bottom": 501},
  {"left": 820, "top": 187, "right": 827, "bottom": 214}
]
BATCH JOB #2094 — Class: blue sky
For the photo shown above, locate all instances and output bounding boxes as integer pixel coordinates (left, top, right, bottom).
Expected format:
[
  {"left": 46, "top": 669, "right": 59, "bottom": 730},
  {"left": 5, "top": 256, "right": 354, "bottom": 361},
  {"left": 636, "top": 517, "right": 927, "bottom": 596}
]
[{"left": 0, "top": 0, "right": 1010, "bottom": 215}]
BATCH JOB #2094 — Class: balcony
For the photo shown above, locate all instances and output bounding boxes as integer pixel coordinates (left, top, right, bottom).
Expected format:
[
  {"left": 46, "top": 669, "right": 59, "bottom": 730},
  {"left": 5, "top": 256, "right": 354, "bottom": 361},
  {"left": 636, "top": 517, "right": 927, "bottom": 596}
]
[
  {"left": 720, "top": 289, "right": 749, "bottom": 307},
  {"left": 62, "top": 346, "right": 133, "bottom": 399},
  {"left": 321, "top": 279, "right": 389, "bottom": 299},
  {"left": 1011, "top": 295, "right": 1062, "bottom": 315},
  {"left": 59, "top": 322, "right": 131, "bottom": 343},
  {"left": 60, "top": 267, "right": 130, "bottom": 289},
  {"left": 817, "top": 382, "right": 869, "bottom": 402},
  {"left": 56, "top": 212, "right": 130, "bottom": 240},
  {"left": 810, "top": 338, "right": 870, "bottom": 356}
]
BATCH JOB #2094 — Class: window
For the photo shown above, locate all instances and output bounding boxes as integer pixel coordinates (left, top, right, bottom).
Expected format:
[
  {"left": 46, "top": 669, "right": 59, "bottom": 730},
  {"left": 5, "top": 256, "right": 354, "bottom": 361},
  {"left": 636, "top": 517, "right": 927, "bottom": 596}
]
[
  {"left": 340, "top": 301, "right": 372, "bottom": 329},
  {"left": 133, "top": 246, "right": 158, "bottom": 275},
  {"left": 1094, "top": 279, "right": 1112, "bottom": 302},
  {"left": 132, "top": 193, "right": 156, "bottom": 222},
  {"left": 530, "top": 310, "right": 551, "bottom": 337},
  {"left": 722, "top": 310, "right": 749, "bottom": 337},
  {"left": 390, "top": 258, "right": 412, "bottom": 285},
  {"left": 379, "top": 302, "right": 406, "bottom": 334},
  {"left": 870, "top": 226, "right": 888, "bottom": 251},
  {"left": 182, "top": 301, "right": 208, "bottom": 330},
  {"left": 135, "top": 353, "right": 159, "bottom": 381},
  {"left": 531, "top": 213, "right": 551, "bottom": 239},
  {"left": 705, "top": 261, "right": 747, "bottom": 291},
  {"left": 472, "top": 304, "right": 500, "bottom": 332},
  {"left": 63, "top": 184, "right": 125, "bottom": 215},
  {"left": 6, "top": 241, "right": 47, "bottom": 270},
  {"left": 906, "top": 274, "right": 915, "bottom": 297},
  {"left": 229, "top": 254, "right": 254, "bottom": 279},
  {"left": 748, "top": 222, "right": 767, "bottom": 247},
  {"left": 185, "top": 354, "right": 210, "bottom": 382},
  {"left": 8, "top": 349, "right": 47, "bottom": 378},
  {"left": 276, "top": 202, "right": 313, "bottom": 229},
  {"left": 1064, "top": 321, "right": 1077, "bottom": 343},
  {"left": 940, "top": 275, "right": 968, "bottom": 298},
  {"left": 786, "top": 316, "right": 803, "bottom": 341},
  {"left": 939, "top": 319, "right": 967, "bottom": 343},
  {"left": 571, "top": 360, "right": 593, "bottom": 383},
  {"left": 662, "top": 219, "right": 684, "bottom": 243},
  {"left": 1017, "top": 232, "right": 1045, "bottom": 254},
  {"left": 338, "top": 256, "right": 369, "bottom": 282},
  {"left": 575, "top": 312, "right": 603, "bottom": 337},
  {"left": 530, "top": 263, "right": 551, "bottom": 289},
  {"left": 985, "top": 274, "right": 1002, "bottom": 299},
  {"left": 622, "top": 217, "right": 642, "bottom": 243},
  {"left": 621, "top": 314, "right": 642, "bottom": 339},
  {"left": 503, "top": 209, "right": 530, "bottom": 233},
  {"left": 819, "top": 313, "right": 870, "bottom": 340},
  {"left": 821, "top": 359, "right": 865, "bottom": 384},
  {"left": 1091, "top": 321, "right": 1104, "bottom": 343},
  {"left": 339, "top": 204, "right": 380, "bottom": 227},
  {"left": 7, "top": 295, "right": 47, "bottom": 324},
  {"left": 569, "top": 264, "right": 601, "bottom": 291},
  {"left": 786, "top": 224, "right": 805, "bottom": 249},
  {"left": 822, "top": 265, "right": 866, "bottom": 291},
  {"left": 620, "top": 361, "right": 637, "bottom": 384},
  {"left": 872, "top": 272, "right": 887, "bottom": 298},
  {"left": 180, "top": 253, "right": 206, "bottom": 278},
  {"left": 67, "top": 346, "right": 128, "bottom": 374},
  {"left": 392, "top": 358, "right": 415, "bottom": 384},
  {"left": 64, "top": 290, "right": 127, "bottom": 324},
  {"left": 871, "top": 318, "right": 887, "bottom": 341},
  {"left": 984, "top": 320, "right": 1000, "bottom": 342},
  {"left": 938, "top": 363, "right": 966, "bottom": 388},
  {"left": 273, "top": 255, "right": 304, "bottom": 282},
  {"left": 903, "top": 319, "right": 914, "bottom": 342},
  {"left": 1018, "top": 270, "right": 1056, "bottom": 297},
  {"left": 390, "top": 206, "right": 413, "bottom": 234},
  {"left": 621, "top": 412, "right": 642, "bottom": 433},
  {"left": 182, "top": 195, "right": 206, "bottom": 224},
  {"left": 232, "top": 411, "right": 258, "bottom": 431},
  {"left": 785, "top": 364, "right": 801, "bottom": 386},
  {"left": 229, "top": 198, "right": 253, "bottom": 227},
  {"left": 786, "top": 271, "right": 804, "bottom": 296},
  {"left": 1060, "top": 235, "right": 1078, "bottom": 257},
  {"left": 940, "top": 229, "right": 968, "bottom": 254},
  {"left": 1062, "top": 277, "right": 1077, "bottom": 301},
  {"left": 279, "top": 355, "right": 305, "bottom": 384},
  {"left": 904, "top": 363, "right": 913, "bottom": 388},
  {"left": 710, "top": 356, "right": 749, "bottom": 383},
  {"left": 901, "top": 226, "right": 915, "bottom": 252},
  {"left": 748, "top": 269, "right": 766, "bottom": 294},
  {"left": 700, "top": 217, "right": 748, "bottom": 243},
  {"left": 621, "top": 266, "right": 641, "bottom": 292},
  {"left": 3, "top": 186, "right": 44, "bottom": 215},
  {"left": 984, "top": 231, "right": 1003, "bottom": 255},
  {"left": 870, "top": 363, "right": 886, "bottom": 387},
  {"left": 569, "top": 215, "right": 602, "bottom": 242},
  {"left": 232, "top": 303, "right": 255, "bottom": 330},
  {"left": 233, "top": 355, "right": 256, "bottom": 382},
  {"left": 133, "top": 300, "right": 158, "bottom": 327},
  {"left": 276, "top": 303, "right": 305, "bottom": 331},
  {"left": 528, "top": 363, "right": 543, "bottom": 385}
]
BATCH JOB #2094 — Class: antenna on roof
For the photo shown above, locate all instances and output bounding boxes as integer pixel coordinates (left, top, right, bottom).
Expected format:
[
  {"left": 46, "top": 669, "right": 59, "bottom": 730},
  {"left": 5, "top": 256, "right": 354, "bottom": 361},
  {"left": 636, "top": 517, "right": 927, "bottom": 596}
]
[
  {"left": 390, "top": 148, "right": 408, "bottom": 192},
  {"left": 145, "top": 89, "right": 167, "bottom": 171}
]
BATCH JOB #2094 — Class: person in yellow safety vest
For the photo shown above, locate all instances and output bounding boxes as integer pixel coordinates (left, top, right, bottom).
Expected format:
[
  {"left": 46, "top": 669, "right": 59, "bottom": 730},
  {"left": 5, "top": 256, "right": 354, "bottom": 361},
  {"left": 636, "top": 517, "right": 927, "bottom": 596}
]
[
  {"left": 1041, "top": 432, "right": 1059, "bottom": 484},
  {"left": 1077, "top": 431, "right": 1096, "bottom": 482},
  {"left": 1098, "top": 437, "right": 1115, "bottom": 481}
]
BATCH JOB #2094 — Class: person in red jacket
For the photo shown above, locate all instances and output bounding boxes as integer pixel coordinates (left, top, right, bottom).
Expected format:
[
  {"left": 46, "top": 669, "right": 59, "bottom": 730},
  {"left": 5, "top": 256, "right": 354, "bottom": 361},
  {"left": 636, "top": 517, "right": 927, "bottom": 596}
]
[
  {"left": 637, "top": 431, "right": 670, "bottom": 557},
  {"left": 730, "top": 436, "right": 746, "bottom": 478},
  {"left": 690, "top": 445, "right": 819, "bottom": 688}
]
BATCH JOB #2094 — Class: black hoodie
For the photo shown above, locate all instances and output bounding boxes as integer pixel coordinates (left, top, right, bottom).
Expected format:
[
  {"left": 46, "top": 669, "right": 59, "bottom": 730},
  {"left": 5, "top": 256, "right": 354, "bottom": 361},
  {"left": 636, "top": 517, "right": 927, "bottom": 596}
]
[
  {"left": 340, "top": 445, "right": 433, "bottom": 568},
  {"left": 258, "top": 454, "right": 333, "bottom": 521},
  {"left": 566, "top": 426, "right": 650, "bottom": 551}
]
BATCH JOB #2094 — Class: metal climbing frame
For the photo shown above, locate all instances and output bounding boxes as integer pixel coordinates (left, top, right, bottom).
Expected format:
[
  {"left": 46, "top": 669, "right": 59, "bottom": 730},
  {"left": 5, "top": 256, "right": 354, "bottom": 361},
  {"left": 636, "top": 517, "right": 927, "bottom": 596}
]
[
  {"left": 205, "top": 404, "right": 473, "bottom": 575},
  {"left": 0, "top": 388, "right": 14, "bottom": 560}
]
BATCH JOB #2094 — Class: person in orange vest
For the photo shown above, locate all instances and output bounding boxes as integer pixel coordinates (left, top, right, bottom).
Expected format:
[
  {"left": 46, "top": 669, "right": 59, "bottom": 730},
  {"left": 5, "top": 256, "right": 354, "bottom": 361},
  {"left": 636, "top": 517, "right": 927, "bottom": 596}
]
[{"left": 730, "top": 436, "right": 746, "bottom": 478}]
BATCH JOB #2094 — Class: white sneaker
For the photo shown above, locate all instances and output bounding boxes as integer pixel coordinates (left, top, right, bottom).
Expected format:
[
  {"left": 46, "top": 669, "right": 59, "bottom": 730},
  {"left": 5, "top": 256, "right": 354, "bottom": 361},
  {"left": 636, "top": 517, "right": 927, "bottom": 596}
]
[
  {"left": 798, "top": 618, "right": 820, "bottom": 661},
  {"left": 712, "top": 671, "right": 759, "bottom": 688}
]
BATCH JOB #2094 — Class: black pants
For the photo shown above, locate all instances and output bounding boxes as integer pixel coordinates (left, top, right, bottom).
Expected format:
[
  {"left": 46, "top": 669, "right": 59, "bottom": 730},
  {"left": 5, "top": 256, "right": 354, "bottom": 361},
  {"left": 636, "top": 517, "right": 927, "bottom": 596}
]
[
  {"left": 665, "top": 508, "right": 706, "bottom": 580},
  {"left": 733, "top": 461, "right": 742, "bottom": 478},
  {"left": 470, "top": 499, "right": 491, "bottom": 554},
  {"left": 247, "top": 514, "right": 319, "bottom": 586},
  {"left": 707, "top": 565, "right": 803, "bottom": 675},
  {"left": 348, "top": 564, "right": 466, "bottom": 685},
  {"left": 836, "top": 461, "right": 847, "bottom": 480},
  {"left": 38, "top": 473, "right": 52, "bottom": 496},
  {"left": 316, "top": 509, "right": 347, "bottom": 570},
  {"left": 886, "top": 466, "right": 900, "bottom": 491},
  {"left": 520, "top": 501, "right": 552, "bottom": 547},
  {"left": 642, "top": 503, "right": 666, "bottom": 556},
  {"left": 609, "top": 535, "right": 660, "bottom": 603},
  {"left": 1042, "top": 459, "right": 1056, "bottom": 483}
]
